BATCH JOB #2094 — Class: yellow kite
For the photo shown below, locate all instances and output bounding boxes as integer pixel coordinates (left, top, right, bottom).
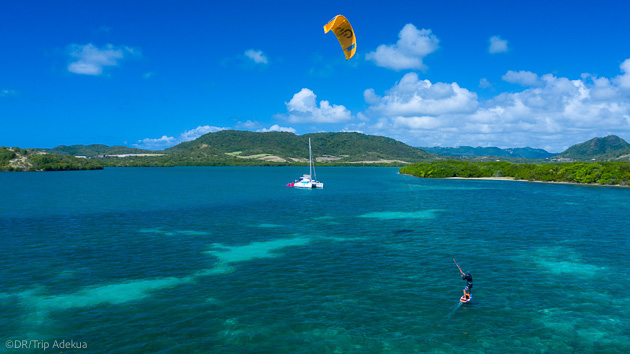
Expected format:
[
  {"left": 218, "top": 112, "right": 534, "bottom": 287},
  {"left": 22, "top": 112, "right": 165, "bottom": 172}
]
[{"left": 323, "top": 15, "right": 356, "bottom": 60}]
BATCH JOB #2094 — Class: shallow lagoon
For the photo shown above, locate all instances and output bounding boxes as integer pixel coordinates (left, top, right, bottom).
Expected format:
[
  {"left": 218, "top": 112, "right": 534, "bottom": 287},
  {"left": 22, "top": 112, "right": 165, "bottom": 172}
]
[{"left": 1, "top": 167, "right": 629, "bottom": 352}]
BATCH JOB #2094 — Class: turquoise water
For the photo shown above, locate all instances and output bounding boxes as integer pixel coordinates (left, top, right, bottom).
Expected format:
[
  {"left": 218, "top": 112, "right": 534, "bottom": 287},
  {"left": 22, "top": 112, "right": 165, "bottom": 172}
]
[{"left": 1, "top": 167, "right": 629, "bottom": 353}]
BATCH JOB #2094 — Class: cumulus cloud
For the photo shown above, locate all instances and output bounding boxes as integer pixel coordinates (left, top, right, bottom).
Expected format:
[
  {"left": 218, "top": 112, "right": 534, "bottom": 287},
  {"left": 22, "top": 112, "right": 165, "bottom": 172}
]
[
  {"left": 479, "top": 78, "right": 491, "bottom": 89},
  {"left": 615, "top": 58, "right": 630, "bottom": 89},
  {"left": 134, "top": 125, "right": 228, "bottom": 150},
  {"left": 365, "top": 72, "right": 478, "bottom": 118},
  {"left": 489, "top": 35, "right": 508, "bottom": 54},
  {"left": 502, "top": 70, "right": 542, "bottom": 86},
  {"left": 277, "top": 88, "right": 352, "bottom": 123},
  {"left": 244, "top": 49, "right": 269, "bottom": 64},
  {"left": 258, "top": 124, "right": 296, "bottom": 133},
  {"left": 360, "top": 60, "right": 630, "bottom": 152},
  {"left": 67, "top": 43, "right": 138, "bottom": 75},
  {"left": 363, "top": 88, "right": 381, "bottom": 105},
  {"left": 134, "top": 135, "right": 176, "bottom": 150},
  {"left": 366, "top": 24, "right": 439, "bottom": 71}
]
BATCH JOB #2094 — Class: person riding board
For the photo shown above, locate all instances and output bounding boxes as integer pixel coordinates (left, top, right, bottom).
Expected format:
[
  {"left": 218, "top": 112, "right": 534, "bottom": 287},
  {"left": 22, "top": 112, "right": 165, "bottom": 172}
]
[
  {"left": 462, "top": 272, "right": 473, "bottom": 298},
  {"left": 453, "top": 259, "right": 473, "bottom": 301}
]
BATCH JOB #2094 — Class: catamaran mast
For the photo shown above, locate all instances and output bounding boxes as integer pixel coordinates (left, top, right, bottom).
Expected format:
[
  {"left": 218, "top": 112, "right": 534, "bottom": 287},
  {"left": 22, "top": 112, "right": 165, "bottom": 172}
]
[{"left": 308, "top": 138, "right": 313, "bottom": 179}]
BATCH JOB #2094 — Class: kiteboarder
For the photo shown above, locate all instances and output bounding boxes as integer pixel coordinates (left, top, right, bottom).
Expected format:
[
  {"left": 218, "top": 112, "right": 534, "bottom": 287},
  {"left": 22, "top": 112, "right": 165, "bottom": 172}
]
[
  {"left": 462, "top": 272, "right": 473, "bottom": 297},
  {"left": 453, "top": 258, "right": 473, "bottom": 302}
]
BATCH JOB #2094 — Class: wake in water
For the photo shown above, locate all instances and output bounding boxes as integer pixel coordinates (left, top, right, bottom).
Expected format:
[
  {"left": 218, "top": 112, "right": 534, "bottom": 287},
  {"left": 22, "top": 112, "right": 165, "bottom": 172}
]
[{"left": 445, "top": 301, "right": 463, "bottom": 319}]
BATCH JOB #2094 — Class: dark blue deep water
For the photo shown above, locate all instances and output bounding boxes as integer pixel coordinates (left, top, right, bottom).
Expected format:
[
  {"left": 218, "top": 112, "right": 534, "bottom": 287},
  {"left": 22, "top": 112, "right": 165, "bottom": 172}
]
[{"left": 1, "top": 167, "right": 629, "bottom": 353}]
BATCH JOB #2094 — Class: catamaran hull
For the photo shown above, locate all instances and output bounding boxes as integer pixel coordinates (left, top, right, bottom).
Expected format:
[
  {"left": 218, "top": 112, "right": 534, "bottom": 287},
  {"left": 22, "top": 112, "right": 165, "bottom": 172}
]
[{"left": 294, "top": 182, "right": 323, "bottom": 189}]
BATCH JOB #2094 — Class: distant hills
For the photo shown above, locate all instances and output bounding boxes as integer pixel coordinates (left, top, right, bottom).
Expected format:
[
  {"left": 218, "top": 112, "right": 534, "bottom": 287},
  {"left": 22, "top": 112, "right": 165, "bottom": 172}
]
[
  {"left": 46, "top": 144, "right": 155, "bottom": 157},
  {"left": 30, "top": 131, "right": 438, "bottom": 167},
  {"left": 420, "top": 135, "right": 630, "bottom": 161},
  {"left": 554, "top": 135, "right": 630, "bottom": 161},
  {"left": 4, "top": 132, "right": 630, "bottom": 171},
  {"left": 421, "top": 146, "right": 555, "bottom": 159}
]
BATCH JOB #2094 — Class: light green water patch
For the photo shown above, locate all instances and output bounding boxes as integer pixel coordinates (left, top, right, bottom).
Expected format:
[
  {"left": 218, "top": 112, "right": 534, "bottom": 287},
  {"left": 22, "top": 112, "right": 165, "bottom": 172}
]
[
  {"left": 403, "top": 183, "right": 483, "bottom": 191},
  {"left": 193, "top": 263, "right": 236, "bottom": 277},
  {"left": 5, "top": 261, "right": 243, "bottom": 337},
  {"left": 312, "top": 215, "right": 342, "bottom": 225},
  {"left": 6, "top": 277, "right": 192, "bottom": 339},
  {"left": 205, "top": 237, "right": 312, "bottom": 264},
  {"left": 18, "top": 277, "right": 189, "bottom": 311},
  {"left": 7, "top": 236, "right": 315, "bottom": 331},
  {"left": 314, "top": 216, "right": 336, "bottom": 220},
  {"left": 317, "top": 235, "right": 365, "bottom": 243},
  {"left": 6, "top": 234, "right": 362, "bottom": 339},
  {"left": 357, "top": 210, "right": 440, "bottom": 220},
  {"left": 525, "top": 247, "right": 604, "bottom": 277},
  {"left": 205, "top": 297, "right": 221, "bottom": 305},
  {"left": 138, "top": 228, "right": 210, "bottom": 236},
  {"left": 536, "top": 307, "right": 626, "bottom": 349},
  {"left": 255, "top": 223, "right": 283, "bottom": 228},
  {"left": 536, "top": 260, "right": 603, "bottom": 276},
  {"left": 55, "top": 270, "right": 78, "bottom": 279}
]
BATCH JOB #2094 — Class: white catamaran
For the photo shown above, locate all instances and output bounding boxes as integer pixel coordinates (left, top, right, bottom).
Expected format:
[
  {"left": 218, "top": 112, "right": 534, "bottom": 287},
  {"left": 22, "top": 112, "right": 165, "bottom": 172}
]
[{"left": 290, "top": 138, "right": 323, "bottom": 189}]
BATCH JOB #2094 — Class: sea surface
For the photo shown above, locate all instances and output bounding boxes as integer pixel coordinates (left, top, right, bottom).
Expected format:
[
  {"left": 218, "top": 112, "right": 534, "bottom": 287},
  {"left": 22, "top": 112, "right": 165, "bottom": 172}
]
[{"left": 1, "top": 167, "right": 629, "bottom": 353}]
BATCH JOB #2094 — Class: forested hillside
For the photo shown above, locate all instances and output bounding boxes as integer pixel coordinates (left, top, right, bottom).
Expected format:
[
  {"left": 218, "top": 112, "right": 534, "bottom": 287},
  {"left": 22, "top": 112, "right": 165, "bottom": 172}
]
[
  {"left": 421, "top": 146, "right": 554, "bottom": 159},
  {"left": 47, "top": 144, "right": 155, "bottom": 157},
  {"left": 164, "top": 130, "right": 435, "bottom": 163},
  {"left": 400, "top": 160, "right": 630, "bottom": 185},
  {"left": 0, "top": 147, "right": 103, "bottom": 171},
  {"left": 554, "top": 135, "right": 630, "bottom": 161}
]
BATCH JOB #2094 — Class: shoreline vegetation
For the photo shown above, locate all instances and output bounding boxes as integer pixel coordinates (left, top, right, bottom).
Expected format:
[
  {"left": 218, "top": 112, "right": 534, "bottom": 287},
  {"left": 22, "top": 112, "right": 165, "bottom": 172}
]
[
  {"left": 399, "top": 160, "right": 630, "bottom": 187},
  {"left": 1, "top": 147, "right": 102, "bottom": 172},
  {"left": 3, "top": 133, "right": 630, "bottom": 183}
]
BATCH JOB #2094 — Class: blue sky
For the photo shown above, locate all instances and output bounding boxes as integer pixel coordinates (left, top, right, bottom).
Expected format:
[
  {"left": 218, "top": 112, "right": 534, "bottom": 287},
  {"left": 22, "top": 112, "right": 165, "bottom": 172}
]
[{"left": 2, "top": 0, "right": 630, "bottom": 152}]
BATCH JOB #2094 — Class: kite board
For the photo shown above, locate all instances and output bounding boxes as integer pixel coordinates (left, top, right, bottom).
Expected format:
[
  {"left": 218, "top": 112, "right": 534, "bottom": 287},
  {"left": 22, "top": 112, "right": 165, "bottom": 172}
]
[{"left": 460, "top": 294, "right": 472, "bottom": 303}]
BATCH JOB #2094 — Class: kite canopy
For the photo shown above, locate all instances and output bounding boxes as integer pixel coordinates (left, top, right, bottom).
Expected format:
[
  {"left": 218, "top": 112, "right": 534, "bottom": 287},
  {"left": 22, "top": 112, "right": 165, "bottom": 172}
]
[{"left": 323, "top": 15, "right": 356, "bottom": 60}]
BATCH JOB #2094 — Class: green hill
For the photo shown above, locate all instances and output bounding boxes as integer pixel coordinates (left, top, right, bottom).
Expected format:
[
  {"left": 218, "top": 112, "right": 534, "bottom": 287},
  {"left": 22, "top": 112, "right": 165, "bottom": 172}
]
[
  {"left": 421, "top": 146, "right": 554, "bottom": 159},
  {"left": 1, "top": 147, "right": 103, "bottom": 171},
  {"left": 166, "top": 130, "right": 436, "bottom": 163},
  {"left": 46, "top": 144, "right": 155, "bottom": 157},
  {"left": 555, "top": 135, "right": 630, "bottom": 161}
]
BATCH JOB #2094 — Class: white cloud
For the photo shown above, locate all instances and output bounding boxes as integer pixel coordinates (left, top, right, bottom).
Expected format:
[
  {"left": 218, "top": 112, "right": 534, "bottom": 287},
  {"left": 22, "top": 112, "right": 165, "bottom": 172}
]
[
  {"left": 614, "top": 58, "right": 630, "bottom": 89},
  {"left": 489, "top": 35, "right": 508, "bottom": 54},
  {"left": 180, "top": 125, "right": 226, "bottom": 141},
  {"left": 1, "top": 89, "right": 17, "bottom": 97},
  {"left": 360, "top": 60, "right": 630, "bottom": 152},
  {"left": 67, "top": 43, "right": 138, "bottom": 76},
  {"left": 502, "top": 70, "right": 542, "bottom": 86},
  {"left": 237, "top": 120, "right": 258, "bottom": 129},
  {"left": 134, "top": 135, "right": 177, "bottom": 150},
  {"left": 341, "top": 127, "right": 365, "bottom": 134},
  {"left": 365, "top": 72, "right": 478, "bottom": 117},
  {"left": 258, "top": 124, "right": 296, "bottom": 133},
  {"left": 479, "top": 78, "right": 491, "bottom": 89},
  {"left": 392, "top": 116, "right": 442, "bottom": 130},
  {"left": 363, "top": 88, "right": 380, "bottom": 105},
  {"left": 277, "top": 88, "right": 352, "bottom": 123},
  {"left": 134, "top": 125, "right": 228, "bottom": 150},
  {"left": 244, "top": 49, "right": 269, "bottom": 64},
  {"left": 366, "top": 24, "right": 439, "bottom": 71}
]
